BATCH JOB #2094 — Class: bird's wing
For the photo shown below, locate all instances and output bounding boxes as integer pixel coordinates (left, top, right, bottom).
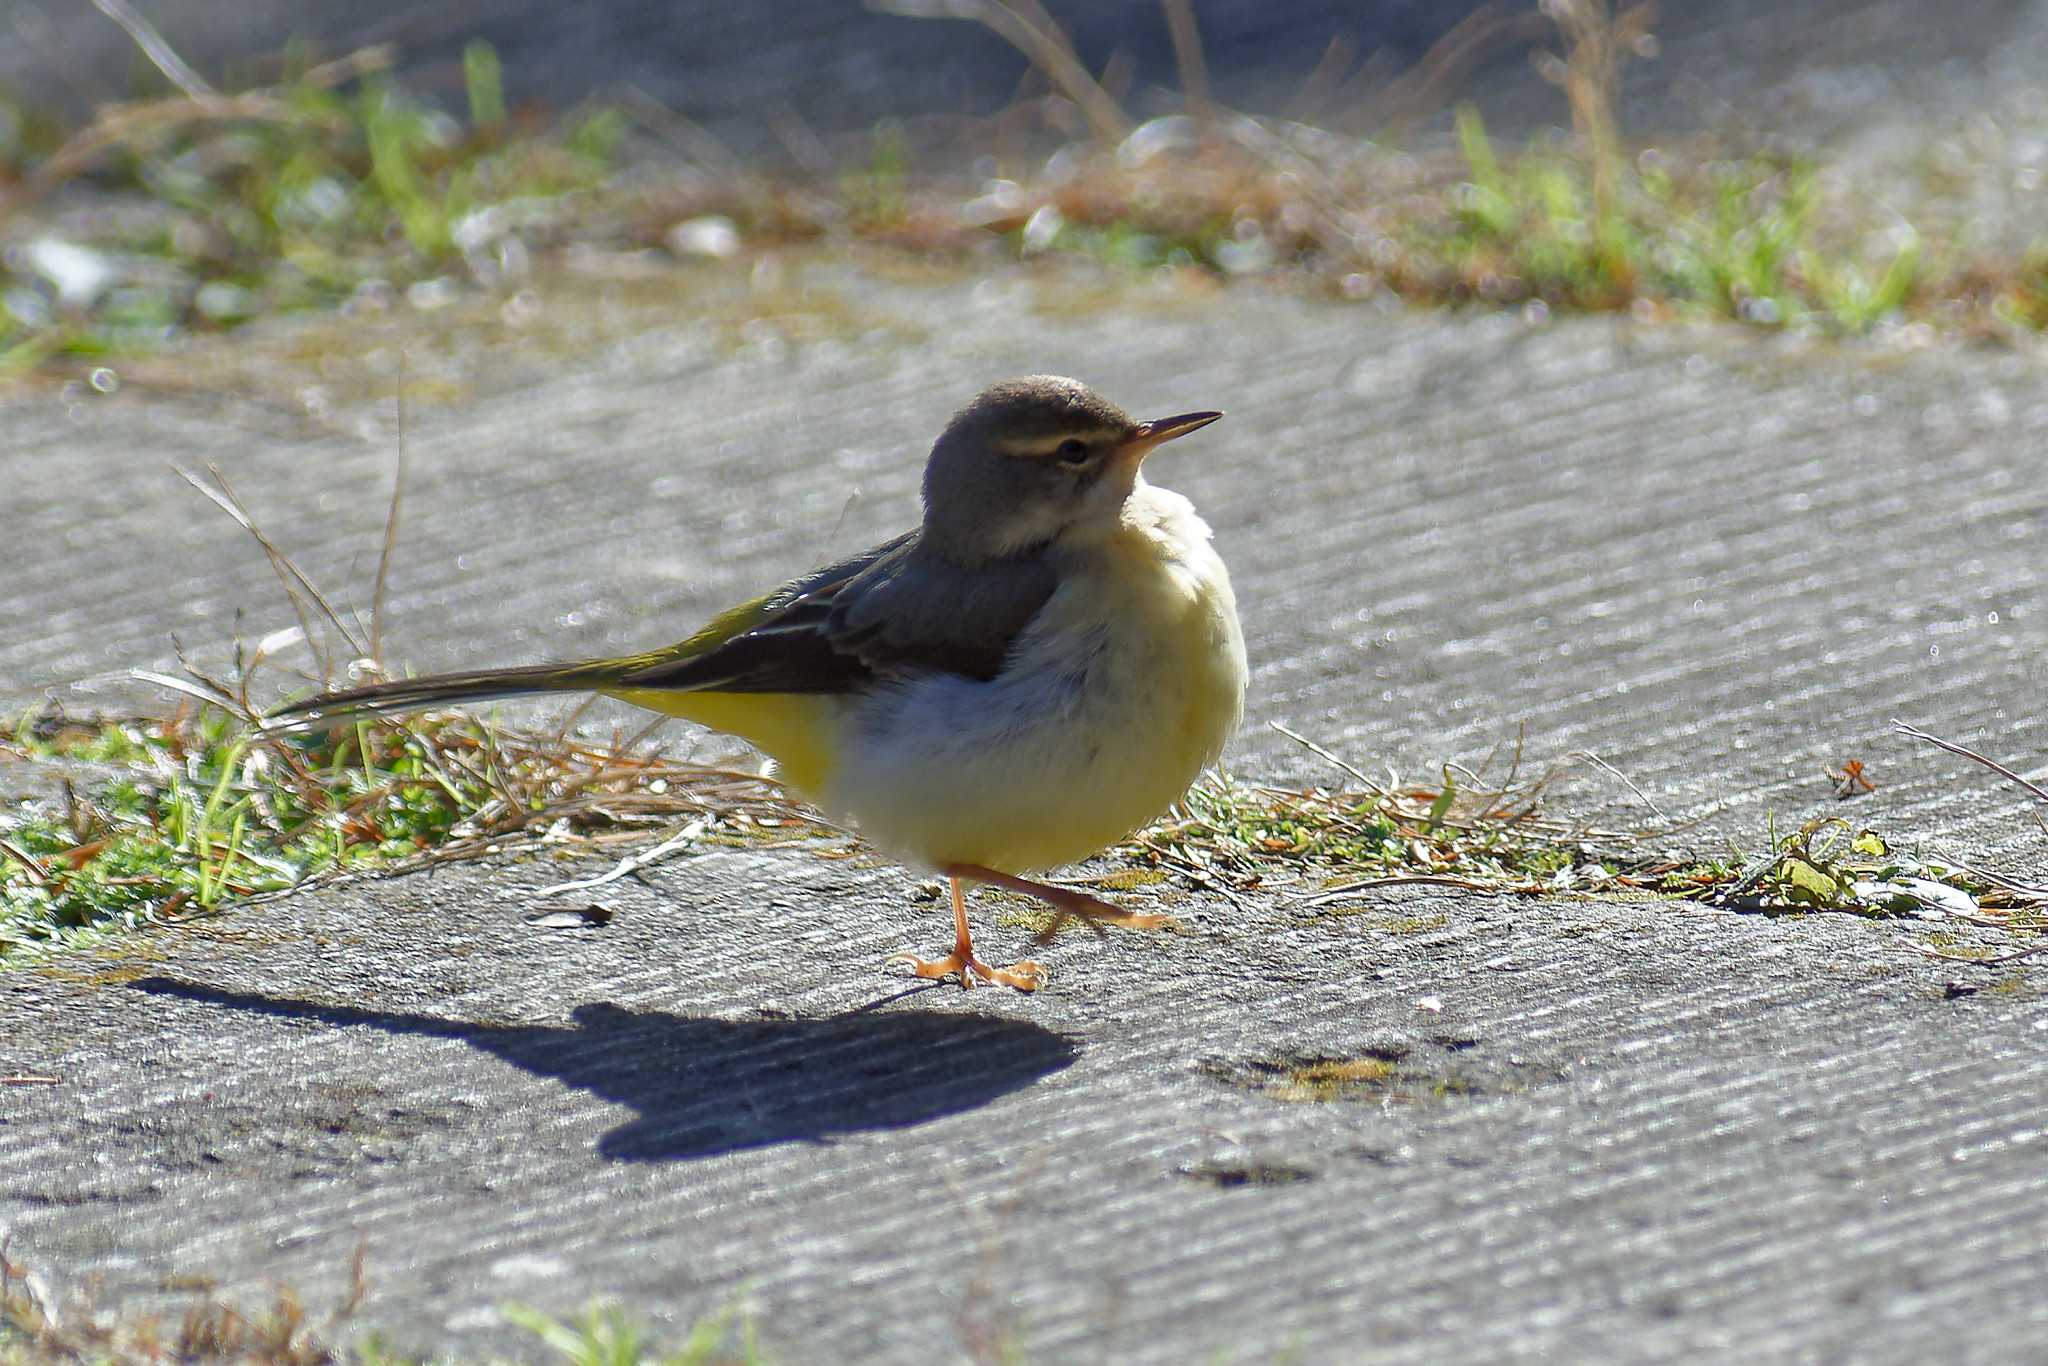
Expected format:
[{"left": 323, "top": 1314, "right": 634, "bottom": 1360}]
[
  {"left": 265, "top": 530, "right": 1058, "bottom": 724},
  {"left": 612, "top": 529, "right": 1058, "bottom": 693}
]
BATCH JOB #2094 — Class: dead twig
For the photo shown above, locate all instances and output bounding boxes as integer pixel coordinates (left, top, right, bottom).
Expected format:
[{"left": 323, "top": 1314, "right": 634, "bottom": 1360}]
[{"left": 528, "top": 820, "right": 708, "bottom": 900}]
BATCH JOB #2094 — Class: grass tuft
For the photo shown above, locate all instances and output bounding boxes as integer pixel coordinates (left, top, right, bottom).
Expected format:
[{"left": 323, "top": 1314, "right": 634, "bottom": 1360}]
[
  {"left": 0, "top": 1238, "right": 761, "bottom": 1364},
  {"left": 0, "top": 701, "right": 821, "bottom": 959},
  {"left": 1117, "top": 744, "right": 2044, "bottom": 931}
]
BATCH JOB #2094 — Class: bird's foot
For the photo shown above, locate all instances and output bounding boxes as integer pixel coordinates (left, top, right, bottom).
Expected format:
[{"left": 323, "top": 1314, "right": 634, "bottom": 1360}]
[
  {"left": 941, "top": 864, "right": 1178, "bottom": 945},
  {"left": 887, "top": 947, "right": 1046, "bottom": 992},
  {"left": 1034, "top": 885, "right": 1176, "bottom": 940}
]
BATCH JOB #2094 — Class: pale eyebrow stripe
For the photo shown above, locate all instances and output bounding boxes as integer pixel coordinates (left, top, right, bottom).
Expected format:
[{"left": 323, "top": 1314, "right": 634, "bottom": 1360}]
[{"left": 994, "top": 428, "right": 1122, "bottom": 458}]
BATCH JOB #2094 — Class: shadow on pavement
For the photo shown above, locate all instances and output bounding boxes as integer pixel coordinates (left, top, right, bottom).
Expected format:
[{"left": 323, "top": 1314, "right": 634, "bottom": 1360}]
[{"left": 130, "top": 977, "right": 1079, "bottom": 1162}]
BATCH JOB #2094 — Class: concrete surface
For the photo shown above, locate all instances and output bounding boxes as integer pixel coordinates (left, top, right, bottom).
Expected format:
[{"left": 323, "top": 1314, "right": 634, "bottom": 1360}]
[
  {"left": 5, "top": 853, "right": 2046, "bottom": 1363},
  {"left": 5, "top": 271, "right": 2045, "bottom": 853},
  {"left": 2, "top": 265, "right": 2046, "bottom": 1362}
]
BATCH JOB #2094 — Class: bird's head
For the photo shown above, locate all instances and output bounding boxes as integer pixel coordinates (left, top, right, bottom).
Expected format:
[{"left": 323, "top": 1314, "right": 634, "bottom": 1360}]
[{"left": 919, "top": 375, "right": 1222, "bottom": 564}]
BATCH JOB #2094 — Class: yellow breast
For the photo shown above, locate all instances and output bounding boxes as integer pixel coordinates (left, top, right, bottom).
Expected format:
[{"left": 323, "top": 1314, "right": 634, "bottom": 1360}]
[{"left": 816, "top": 483, "right": 1247, "bottom": 874}]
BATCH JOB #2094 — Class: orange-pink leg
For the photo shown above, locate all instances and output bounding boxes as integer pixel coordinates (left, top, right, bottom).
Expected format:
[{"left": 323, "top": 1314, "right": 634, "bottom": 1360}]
[
  {"left": 887, "top": 876, "right": 1046, "bottom": 991},
  {"left": 942, "top": 863, "right": 1178, "bottom": 945}
]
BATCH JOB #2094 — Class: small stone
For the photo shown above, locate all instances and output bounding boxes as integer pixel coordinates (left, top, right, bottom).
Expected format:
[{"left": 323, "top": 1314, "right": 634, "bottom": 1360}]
[
  {"left": 18, "top": 237, "right": 116, "bottom": 309},
  {"left": 666, "top": 215, "right": 742, "bottom": 260},
  {"left": 193, "top": 281, "right": 256, "bottom": 323},
  {"left": 406, "top": 276, "right": 461, "bottom": 310},
  {"left": 1020, "top": 204, "right": 1064, "bottom": 253}
]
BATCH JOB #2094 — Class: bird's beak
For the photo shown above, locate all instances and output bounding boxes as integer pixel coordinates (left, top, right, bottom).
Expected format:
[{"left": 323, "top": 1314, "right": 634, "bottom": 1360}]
[{"left": 1118, "top": 410, "right": 1224, "bottom": 463}]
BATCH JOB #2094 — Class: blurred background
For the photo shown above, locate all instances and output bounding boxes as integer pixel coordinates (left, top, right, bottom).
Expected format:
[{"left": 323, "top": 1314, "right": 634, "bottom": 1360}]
[
  {"left": 7, "top": 0, "right": 2048, "bottom": 375},
  {"left": 7, "top": 0, "right": 2047, "bottom": 155}
]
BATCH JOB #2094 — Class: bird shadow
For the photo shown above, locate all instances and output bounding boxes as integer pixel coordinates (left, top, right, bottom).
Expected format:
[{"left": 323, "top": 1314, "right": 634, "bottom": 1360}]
[{"left": 129, "top": 977, "right": 1078, "bottom": 1163}]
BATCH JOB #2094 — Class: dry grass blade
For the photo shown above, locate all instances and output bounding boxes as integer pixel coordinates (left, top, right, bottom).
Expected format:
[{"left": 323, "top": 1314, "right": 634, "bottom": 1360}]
[
  {"left": 0, "top": 837, "right": 50, "bottom": 887},
  {"left": 1291, "top": 33, "right": 1358, "bottom": 119},
  {"left": 88, "top": 0, "right": 216, "bottom": 98},
  {"left": 130, "top": 668, "right": 256, "bottom": 722},
  {"left": 1268, "top": 720, "right": 1387, "bottom": 797},
  {"left": 3, "top": 93, "right": 333, "bottom": 213},
  {"left": 369, "top": 367, "right": 408, "bottom": 669},
  {"left": 1922, "top": 938, "right": 2048, "bottom": 967},
  {"left": 1567, "top": 748, "right": 1667, "bottom": 821},
  {"left": 868, "top": 0, "right": 1133, "bottom": 144},
  {"left": 612, "top": 84, "right": 753, "bottom": 179},
  {"left": 1893, "top": 719, "right": 2048, "bottom": 807},
  {"left": 0, "top": 44, "right": 389, "bottom": 218},
  {"left": 1160, "top": 0, "right": 1213, "bottom": 139},
  {"left": 1347, "top": 4, "right": 1550, "bottom": 132},
  {"left": 1536, "top": 0, "right": 1659, "bottom": 221},
  {"left": 1300, "top": 874, "right": 1500, "bottom": 904},
  {"left": 529, "top": 820, "right": 708, "bottom": 900},
  {"left": 304, "top": 45, "right": 399, "bottom": 90},
  {"left": 171, "top": 464, "right": 364, "bottom": 679}
]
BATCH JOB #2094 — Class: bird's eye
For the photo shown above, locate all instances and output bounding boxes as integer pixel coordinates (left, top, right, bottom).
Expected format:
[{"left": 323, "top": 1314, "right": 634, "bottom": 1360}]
[{"left": 1054, "top": 438, "right": 1091, "bottom": 466}]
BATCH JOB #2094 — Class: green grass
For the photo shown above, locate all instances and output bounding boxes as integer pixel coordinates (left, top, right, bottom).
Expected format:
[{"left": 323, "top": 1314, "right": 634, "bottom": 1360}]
[
  {"left": 0, "top": 42, "right": 621, "bottom": 371},
  {"left": 0, "top": 701, "right": 820, "bottom": 960},
  {"left": 1119, "top": 763, "right": 2037, "bottom": 926},
  {"left": 499, "top": 1298, "right": 759, "bottom": 1366},
  {"left": 1346, "top": 104, "right": 1930, "bottom": 333}
]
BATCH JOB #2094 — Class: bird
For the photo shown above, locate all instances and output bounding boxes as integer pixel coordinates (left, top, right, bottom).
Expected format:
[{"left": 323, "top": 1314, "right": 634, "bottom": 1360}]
[{"left": 269, "top": 375, "right": 1247, "bottom": 991}]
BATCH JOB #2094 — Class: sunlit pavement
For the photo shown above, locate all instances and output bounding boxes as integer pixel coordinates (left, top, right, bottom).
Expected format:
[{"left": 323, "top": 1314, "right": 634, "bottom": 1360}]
[{"left": 4, "top": 270, "right": 2046, "bottom": 1360}]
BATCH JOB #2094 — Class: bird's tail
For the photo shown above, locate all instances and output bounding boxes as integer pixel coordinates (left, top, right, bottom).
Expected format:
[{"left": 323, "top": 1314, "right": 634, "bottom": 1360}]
[{"left": 263, "top": 658, "right": 636, "bottom": 729}]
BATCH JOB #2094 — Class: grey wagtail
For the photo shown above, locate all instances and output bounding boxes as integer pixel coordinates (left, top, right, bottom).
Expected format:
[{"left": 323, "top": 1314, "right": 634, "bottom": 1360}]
[{"left": 270, "top": 375, "right": 1246, "bottom": 990}]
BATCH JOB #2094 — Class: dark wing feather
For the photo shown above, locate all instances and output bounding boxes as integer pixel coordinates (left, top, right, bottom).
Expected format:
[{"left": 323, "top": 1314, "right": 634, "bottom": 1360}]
[
  {"left": 824, "top": 540, "right": 1057, "bottom": 681},
  {"left": 613, "top": 530, "right": 1057, "bottom": 694},
  {"left": 267, "top": 530, "right": 1057, "bottom": 725}
]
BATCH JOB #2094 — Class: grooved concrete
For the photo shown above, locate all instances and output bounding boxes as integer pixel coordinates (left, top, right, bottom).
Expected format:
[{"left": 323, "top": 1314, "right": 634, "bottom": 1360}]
[
  {"left": 5, "top": 276, "right": 2045, "bottom": 853},
  {"left": 3, "top": 267, "right": 2046, "bottom": 1363},
  {"left": 5, "top": 856, "right": 2046, "bottom": 1363}
]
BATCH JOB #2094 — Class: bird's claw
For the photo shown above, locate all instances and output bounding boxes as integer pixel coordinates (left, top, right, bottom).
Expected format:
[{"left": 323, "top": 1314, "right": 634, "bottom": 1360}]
[{"left": 887, "top": 948, "right": 1046, "bottom": 992}]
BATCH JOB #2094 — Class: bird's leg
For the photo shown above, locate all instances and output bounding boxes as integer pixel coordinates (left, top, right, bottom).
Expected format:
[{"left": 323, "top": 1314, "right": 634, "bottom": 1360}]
[
  {"left": 941, "top": 863, "right": 1178, "bottom": 947},
  {"left": 887, "top": 876, "right": 1046, "bottom": 991}
]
